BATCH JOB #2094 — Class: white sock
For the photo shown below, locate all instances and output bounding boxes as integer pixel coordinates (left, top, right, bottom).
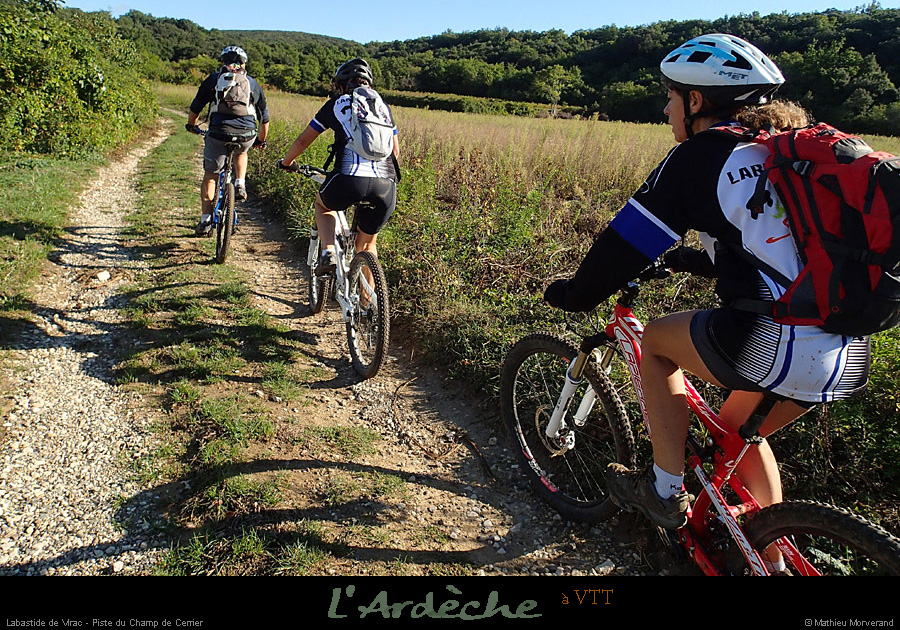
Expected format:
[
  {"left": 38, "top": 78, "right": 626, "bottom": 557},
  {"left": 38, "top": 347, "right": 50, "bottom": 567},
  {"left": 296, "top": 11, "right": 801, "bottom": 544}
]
[
  {"left": 764, "top": 558, "right": 787, "bottom": 573},
  {"left": 653, "top": 463, "right": 684, "bottom": 499},
  {"left": 200, "top": 213, "right": 210, "bottom": 222},
  {"left": 234, "top": 178, "right": 245, "bottom": 187}
]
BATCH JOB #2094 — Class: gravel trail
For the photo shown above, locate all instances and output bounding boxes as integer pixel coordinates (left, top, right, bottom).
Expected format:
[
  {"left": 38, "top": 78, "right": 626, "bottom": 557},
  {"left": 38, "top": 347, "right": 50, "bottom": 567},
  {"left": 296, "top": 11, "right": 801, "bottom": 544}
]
[{"left": 0, "top": 125, "right": 174, "bottom": 575}]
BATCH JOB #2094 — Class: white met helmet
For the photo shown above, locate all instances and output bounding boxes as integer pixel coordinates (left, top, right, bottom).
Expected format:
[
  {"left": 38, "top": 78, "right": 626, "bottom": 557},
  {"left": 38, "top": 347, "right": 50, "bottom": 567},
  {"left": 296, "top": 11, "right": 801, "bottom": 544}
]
[
  {"left": 220, "top": 45, "right": 248, "bottom": 65},
  {"left": 661, "top": 34, "right": 784, "bottom": 108}
]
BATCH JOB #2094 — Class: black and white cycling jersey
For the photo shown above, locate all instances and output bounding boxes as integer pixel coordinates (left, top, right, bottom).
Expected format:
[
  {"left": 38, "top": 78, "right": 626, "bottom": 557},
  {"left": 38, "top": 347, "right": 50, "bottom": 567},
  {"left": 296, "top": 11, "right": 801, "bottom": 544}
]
[
  {"left": 555, "top": 123, "right": 869, "bottom": 403},
  {"left": 310, "top": 94, "right": 398, "bottom": 179}
]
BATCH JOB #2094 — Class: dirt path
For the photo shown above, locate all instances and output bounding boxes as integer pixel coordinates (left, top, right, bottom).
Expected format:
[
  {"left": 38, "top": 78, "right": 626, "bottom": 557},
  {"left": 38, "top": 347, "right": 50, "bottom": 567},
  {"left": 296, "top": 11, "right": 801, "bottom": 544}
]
[
  {"left": 1, "top": 122, "right": 657, "bottom": 577},
  {"left": 217, "top": 202, "right": 654, "bottom": 576}
]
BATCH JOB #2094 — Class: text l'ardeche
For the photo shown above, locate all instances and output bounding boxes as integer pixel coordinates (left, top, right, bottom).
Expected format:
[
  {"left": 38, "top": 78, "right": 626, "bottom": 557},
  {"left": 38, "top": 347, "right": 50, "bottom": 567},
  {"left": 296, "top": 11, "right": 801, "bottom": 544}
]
[{"left": 327, "top": 584, "right": 540, "bottom": 620}]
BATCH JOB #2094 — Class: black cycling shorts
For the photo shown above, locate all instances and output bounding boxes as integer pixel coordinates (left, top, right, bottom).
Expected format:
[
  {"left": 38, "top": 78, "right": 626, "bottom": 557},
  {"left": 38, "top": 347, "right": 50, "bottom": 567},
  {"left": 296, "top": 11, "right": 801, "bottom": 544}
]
[{"left": 318, "top": 173, "right": 396, "bottom": 235}]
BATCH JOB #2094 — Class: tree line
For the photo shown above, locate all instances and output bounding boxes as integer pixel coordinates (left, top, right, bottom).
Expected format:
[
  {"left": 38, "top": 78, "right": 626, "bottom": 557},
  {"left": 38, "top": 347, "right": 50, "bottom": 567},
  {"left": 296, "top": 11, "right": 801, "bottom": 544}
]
[
  {"left": 5, "top": 0, "right": 900, "bottom": 152},
  {"left": 109, "top": 3, "right": 900, "bottom": 135}
]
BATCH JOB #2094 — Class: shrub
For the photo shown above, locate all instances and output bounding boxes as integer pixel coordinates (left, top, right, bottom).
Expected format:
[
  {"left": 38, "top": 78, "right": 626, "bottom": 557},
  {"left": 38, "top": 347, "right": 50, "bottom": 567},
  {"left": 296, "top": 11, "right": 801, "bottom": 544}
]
[{"left": 0, "top": 0, "right": 157, "bottom": 156}]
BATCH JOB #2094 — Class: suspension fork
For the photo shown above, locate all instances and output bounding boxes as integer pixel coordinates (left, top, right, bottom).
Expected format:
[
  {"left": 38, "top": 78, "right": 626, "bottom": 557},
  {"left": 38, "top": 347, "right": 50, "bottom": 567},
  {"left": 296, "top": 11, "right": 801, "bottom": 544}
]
[{"left": 544, "top": 333, "right": 615, "bottom": 441}]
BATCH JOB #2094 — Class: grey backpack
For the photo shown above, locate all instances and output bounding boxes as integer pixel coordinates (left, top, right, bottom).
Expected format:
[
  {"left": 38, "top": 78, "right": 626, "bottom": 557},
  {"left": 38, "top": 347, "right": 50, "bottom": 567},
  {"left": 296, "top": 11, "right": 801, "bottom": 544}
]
[
  {"left": 346, "top": 86, "right": 394, "bottom": 161},
  {"left": 211, "top": 69, "right": 255, "bottom": 118}
]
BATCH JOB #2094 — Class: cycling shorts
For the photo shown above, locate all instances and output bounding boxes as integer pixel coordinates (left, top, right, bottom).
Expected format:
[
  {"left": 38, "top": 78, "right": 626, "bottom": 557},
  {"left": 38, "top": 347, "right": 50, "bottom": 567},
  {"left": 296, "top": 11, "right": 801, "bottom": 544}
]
[
  {"left": 203, "top": 132, "right": 255, "bottom": 174},
  {"left": 318, "top": 173, "right": 397, "bottom": 235},
  {"left": 690, "top": 307, "right": 869, "bottom": 406}
]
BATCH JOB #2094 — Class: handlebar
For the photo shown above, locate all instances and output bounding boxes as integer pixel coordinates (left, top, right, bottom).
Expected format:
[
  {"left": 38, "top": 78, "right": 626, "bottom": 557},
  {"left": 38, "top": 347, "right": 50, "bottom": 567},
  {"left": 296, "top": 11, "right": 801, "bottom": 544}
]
[
  {"left": 616, "top": 261, "right": 671, "bottom": 308},
  {"left": 637, "top": 260, "right": 672, "bottom": 283},
  {"left": 278, "top": 161, "right": 326, "bottom": 184}
]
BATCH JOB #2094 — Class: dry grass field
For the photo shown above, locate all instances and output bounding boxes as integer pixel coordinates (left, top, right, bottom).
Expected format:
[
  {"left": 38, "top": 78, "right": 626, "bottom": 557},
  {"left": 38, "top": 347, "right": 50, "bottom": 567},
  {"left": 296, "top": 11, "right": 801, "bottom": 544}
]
[{"left": 156, "top": 83, "right": 900, "bottom": 534}]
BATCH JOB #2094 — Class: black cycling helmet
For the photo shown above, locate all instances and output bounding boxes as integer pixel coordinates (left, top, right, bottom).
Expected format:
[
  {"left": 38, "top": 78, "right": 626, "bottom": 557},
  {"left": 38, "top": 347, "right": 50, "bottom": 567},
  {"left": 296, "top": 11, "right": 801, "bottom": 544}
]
[
  {"left": 334, "top": 58, "right": 374, "bottom": 89},
  {"left": 220, "top": 45, "right": 248, "bottom": 65}
]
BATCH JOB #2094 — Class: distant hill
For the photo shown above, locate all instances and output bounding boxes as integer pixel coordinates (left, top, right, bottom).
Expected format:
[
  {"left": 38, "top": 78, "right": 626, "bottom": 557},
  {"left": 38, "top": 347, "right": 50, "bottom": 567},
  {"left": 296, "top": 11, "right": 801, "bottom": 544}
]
[
  {"left": 111, "top": 5, "right": 900, "bottom": 135},
  {"left": 216, "top": 29, "right": 355, "bottom": 48}
]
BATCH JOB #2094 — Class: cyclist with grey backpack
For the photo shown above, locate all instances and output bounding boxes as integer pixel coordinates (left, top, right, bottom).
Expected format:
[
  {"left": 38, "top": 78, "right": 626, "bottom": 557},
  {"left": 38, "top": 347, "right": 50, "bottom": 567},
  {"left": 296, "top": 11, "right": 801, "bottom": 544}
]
[
  {"left": 278, "top": 58, "right": 400, "bottom": 274},
  {"left": 186, "top": 45, "right": 269, "bottom": 235}
]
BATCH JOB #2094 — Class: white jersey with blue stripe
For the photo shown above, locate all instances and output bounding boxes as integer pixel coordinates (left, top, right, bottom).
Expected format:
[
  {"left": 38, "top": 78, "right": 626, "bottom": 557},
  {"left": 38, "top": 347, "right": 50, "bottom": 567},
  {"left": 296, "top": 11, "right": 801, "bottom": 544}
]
[{"left": 310, "top": 94, "right": 397, "bottom": 178}]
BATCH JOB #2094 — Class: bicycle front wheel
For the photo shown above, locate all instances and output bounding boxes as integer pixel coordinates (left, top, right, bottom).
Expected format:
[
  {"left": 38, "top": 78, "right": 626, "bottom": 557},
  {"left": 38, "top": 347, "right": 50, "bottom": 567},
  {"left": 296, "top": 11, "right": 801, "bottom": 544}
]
[
  {"left": 345, "top": 250, "right": 389, "bottom": 379},
  {"left": 743, "top": 500, "right": 900, "bottom": 575},
  {"left": 215, "top": 183, "right": 234, "bottom": 264},
  {"left": 500, "top": 333, "right": 635, "bottom": 522}
]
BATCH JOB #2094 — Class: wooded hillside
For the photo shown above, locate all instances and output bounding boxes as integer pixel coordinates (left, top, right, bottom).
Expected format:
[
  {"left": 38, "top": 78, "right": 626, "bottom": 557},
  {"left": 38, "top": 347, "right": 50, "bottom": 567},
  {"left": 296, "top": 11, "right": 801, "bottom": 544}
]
[{"left": 110, "top": 3, "right": 900, "bottom": 134}]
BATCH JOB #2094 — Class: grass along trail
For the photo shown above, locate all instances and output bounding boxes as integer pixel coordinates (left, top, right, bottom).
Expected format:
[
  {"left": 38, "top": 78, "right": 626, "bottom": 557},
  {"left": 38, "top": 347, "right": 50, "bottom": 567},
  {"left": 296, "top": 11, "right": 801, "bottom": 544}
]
[{"left": 143, "top": 123, "right": 653, "bottom": 576}]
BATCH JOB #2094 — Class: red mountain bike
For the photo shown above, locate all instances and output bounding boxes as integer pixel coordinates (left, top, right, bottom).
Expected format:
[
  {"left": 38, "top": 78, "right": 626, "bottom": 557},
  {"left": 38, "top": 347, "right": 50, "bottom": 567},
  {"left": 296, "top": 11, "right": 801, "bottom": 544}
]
[{"left": 500, "top": 262, "right": 900, "bottom": 575}]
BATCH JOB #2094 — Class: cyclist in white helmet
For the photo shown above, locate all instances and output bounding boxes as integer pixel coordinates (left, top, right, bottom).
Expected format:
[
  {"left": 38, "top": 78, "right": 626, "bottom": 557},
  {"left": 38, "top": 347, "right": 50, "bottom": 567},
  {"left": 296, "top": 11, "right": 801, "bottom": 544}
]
[
  {"left": 544, "top": 35, "right": 870, "bottom": 571},
  {"left": 186, "top": 45, "right": 269, "bottom": 235},
  {"left": 277, "top": 58, "right": 400, "bottom": 274}
]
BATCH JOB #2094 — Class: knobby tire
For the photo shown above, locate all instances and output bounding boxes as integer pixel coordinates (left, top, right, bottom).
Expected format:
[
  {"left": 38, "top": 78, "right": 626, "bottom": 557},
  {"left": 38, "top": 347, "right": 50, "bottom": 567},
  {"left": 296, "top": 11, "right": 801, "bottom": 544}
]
[
  {"left": 307, "top": 231, "right": 331, "bottom": 314},
  {"left": 499, "top": 333, "right": 635, "bottom": 522},
  {"left": 743, "top": 499, "right": 900, "bottom": 575},
  {"left": 215, "top": 183, "right": 234, "bottom": 264},
  {"left": 346, "top": 250, "right": 389, "bottom": 379}
]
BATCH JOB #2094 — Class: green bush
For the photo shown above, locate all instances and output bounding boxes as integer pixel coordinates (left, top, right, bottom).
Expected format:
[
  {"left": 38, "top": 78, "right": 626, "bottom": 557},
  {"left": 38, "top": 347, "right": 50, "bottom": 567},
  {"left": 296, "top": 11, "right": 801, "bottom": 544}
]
[{"left": 0, "top": 0, "right": 157, "bottom": 156}]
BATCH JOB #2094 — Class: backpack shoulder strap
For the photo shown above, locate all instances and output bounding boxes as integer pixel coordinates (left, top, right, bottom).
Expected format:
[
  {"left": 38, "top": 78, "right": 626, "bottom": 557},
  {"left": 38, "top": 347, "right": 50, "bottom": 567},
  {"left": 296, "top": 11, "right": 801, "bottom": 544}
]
[{"left": 709, "top": 124, "right": 770, "bottom": 143}]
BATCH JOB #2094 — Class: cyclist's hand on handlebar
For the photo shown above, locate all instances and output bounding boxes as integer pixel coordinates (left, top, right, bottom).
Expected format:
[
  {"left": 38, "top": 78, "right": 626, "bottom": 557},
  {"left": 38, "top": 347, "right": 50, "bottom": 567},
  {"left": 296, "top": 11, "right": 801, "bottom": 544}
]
[
  {"left": 185, "top": 124, "right": 202, "bottom": 135},
  {"left": 253, "top": 139, "right": 267, "bottom": 149},
  {"left": 661, "top": 246, "right": 716, "bottom": 278},
  {"left": 276, "top": 159, "right": 300, "bottom": 173}
]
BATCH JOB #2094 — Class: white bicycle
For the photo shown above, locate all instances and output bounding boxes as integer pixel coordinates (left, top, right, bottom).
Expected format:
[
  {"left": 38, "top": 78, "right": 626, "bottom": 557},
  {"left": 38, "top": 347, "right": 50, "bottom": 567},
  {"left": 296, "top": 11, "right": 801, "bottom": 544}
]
[{"left": 291, "top": 164, "right": 390, "bottom": 379}]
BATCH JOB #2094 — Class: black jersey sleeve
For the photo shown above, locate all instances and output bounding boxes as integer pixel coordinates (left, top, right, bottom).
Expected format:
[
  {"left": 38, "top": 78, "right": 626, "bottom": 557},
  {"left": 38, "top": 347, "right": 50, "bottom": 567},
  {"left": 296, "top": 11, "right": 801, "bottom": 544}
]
[
  {"left": 546, "top": 228, "right": 656, "bottom": 311},
  {"left": 310, "top": 97, "right": 341, "bottom": 135},
  {"left": 189, "top": 73, "right": 217, "bottom": 115},
  {"left": 250, "top": 77, "right": 269, "bottom": 124},
  {"left": 545, "top": 134, "right": 734, "bottom": 312}
]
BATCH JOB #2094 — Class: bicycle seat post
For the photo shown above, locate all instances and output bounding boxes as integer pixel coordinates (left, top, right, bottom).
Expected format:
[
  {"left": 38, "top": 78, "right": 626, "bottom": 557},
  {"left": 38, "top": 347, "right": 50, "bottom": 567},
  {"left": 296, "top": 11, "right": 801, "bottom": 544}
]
[
  {"left": 721, "top": 399, "right": 772, "bottom": 484},
  {"left": 337, "top": 210, "right": 352, "bottom": 240},
  {"left": 738, "top": 397, "right": 774, "bottom": 443}
]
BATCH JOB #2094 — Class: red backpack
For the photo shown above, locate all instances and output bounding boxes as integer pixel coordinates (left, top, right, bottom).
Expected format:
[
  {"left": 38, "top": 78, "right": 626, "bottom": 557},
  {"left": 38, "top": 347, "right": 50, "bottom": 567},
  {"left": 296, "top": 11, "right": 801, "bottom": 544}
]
[{"left": 718, "top": 122, "right": 900, "bottom": 338}]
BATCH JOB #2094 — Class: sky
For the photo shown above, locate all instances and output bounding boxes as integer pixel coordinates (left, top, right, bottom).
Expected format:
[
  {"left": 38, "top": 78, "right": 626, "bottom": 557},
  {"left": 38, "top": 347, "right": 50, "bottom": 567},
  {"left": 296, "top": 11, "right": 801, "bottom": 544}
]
[{"left": 61, "top": 0, "right": 898, "bottom": 44}]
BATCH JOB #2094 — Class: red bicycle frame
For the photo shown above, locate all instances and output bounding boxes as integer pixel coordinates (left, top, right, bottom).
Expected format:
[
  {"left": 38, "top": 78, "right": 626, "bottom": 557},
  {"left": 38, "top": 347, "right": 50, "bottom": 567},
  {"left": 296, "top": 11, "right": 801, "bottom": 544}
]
[{"left": 600, "top": 298, "right": 816, "bottom": 576}]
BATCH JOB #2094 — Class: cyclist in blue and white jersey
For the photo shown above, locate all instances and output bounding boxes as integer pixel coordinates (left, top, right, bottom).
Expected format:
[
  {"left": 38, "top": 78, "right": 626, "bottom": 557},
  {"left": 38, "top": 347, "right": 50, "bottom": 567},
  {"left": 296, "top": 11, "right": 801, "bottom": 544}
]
[
  {"left": 278, "top": 58, "right": 399, "bottom": 274},
  {"left": 544, "top": 35, "right": 870, "bottom": 566}
]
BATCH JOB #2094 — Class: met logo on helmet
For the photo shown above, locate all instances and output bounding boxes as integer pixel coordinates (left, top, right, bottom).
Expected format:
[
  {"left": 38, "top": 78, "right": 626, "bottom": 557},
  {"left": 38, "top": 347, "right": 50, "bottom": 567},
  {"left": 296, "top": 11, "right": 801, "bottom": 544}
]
[{"left": 717, "top": 70, "right": 749, "bottom": 81}]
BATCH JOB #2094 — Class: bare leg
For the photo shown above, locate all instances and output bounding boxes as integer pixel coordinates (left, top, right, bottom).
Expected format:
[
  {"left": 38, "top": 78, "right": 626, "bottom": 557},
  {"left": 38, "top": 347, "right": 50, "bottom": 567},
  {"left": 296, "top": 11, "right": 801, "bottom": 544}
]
[
  {"left": 354, "top": 230, "right": 378, "bottom": 306},
  {"left": 642, "top": 313, "right": 811, "bottom": 568},
  {"left": 354, "top": 229, "right": 377, "bottom": 258},
  {"left": 717, "top": 392, "right": 808, "bottom": 506},
  {"left": 315, "top": 194, "right": 337, "bottom": 251},
  {"left": 234, "top": 151, "right": 248, "bottom": 180},
  {"left": 640, "top": 311, "right": 726, "bottom": 476},
  {"left": 642, "top": 312, "right": 810, "bottom": 485},
  {"left": 201, "top": 173, "right": 217, "bottom": 216}
]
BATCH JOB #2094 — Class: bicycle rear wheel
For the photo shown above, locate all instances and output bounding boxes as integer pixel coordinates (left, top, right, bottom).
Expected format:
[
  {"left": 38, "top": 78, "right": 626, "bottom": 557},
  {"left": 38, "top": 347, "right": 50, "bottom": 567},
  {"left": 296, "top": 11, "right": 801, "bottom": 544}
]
[
  {"left": 500, "top": 333, "right": 635, "bottom": 522},
  {"left": 743, "top": 500, "right": 900, "bottom": 575},
  {"left": 215, "top": 183, "right": 234, "bottom": 264},
  {"left": 346, "top": 250, "right": 389, "bottom": 379},
  {"left": 307, "top": 229, "right": 331, "bottom": 314}
]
